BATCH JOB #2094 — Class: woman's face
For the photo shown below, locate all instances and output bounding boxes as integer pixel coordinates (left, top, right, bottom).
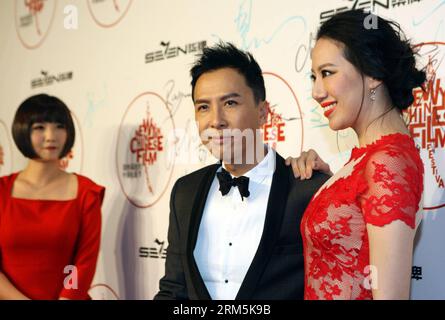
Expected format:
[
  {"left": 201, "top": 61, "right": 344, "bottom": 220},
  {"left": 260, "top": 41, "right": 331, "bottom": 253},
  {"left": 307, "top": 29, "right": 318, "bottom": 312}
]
[
  {"left": 311, "top": 37, "right": 371, "bottom": 131},
  {"left": 30, "top": 122, "right": 67, "bottom": 161}
]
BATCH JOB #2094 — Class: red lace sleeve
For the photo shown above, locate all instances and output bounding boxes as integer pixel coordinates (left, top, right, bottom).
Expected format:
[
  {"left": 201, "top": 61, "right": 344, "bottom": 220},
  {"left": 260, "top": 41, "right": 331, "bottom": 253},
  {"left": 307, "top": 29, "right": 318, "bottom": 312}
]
[{"left": 359, "top": 145, "right": 423, "bottom": 229}]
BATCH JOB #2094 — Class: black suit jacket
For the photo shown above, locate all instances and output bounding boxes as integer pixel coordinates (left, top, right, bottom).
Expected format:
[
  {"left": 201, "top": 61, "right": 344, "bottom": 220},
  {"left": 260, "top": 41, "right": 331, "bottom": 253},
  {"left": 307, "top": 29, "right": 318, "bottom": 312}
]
[{"left": 154, "top": 153, "right": 329, "bottom": 300}]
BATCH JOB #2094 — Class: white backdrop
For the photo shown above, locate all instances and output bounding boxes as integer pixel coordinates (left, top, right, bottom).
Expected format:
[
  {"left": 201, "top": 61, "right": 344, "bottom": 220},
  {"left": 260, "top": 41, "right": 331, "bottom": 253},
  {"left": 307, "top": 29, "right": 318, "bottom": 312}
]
[{"left": 0, "top": 0, "right": 444, "bottom": 299}]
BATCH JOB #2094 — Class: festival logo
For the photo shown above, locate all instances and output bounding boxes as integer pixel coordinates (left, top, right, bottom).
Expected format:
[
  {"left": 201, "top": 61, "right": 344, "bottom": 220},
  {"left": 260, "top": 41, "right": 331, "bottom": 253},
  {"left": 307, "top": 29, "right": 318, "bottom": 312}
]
[
  {"left": 15, "top": 0, "right": 57, "bottom": 49},
  {"left": 88, "top": 283, "right": 120, "bottom": 300},
  {"left": 406, "top": 42, "right": 445, "bottom": 210},
  {"left": 87, "top": 0, "right": 132, "bottom": 28},
  {"left": 59, "top": 111, "right": 83, "bottom": 173},
  {"left": 262, "top": 72, "right": 304, "bottom": 155},
  {"left": 0, "top": 120, "right": 13, "bottom": 176},
  {"left": 116, "top": 92, "right": 175, "bottom": 208}
]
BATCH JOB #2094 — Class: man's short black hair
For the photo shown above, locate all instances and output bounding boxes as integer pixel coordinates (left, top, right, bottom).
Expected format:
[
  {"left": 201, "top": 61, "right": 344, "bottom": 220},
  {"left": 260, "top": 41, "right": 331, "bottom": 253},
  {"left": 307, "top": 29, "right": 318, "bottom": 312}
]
[
  {"left": 190, "top": 42, "right": 266, "bottom": 104},
  {"left": 12, "top": 94, "right": 75, "bottom": 159}
]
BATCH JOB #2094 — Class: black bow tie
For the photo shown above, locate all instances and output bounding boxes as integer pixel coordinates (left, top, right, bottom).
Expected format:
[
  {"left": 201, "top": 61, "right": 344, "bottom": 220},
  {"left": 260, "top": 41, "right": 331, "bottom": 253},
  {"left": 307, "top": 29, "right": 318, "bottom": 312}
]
[{"left": 216, "top": 167, "right": 250, "bottom": 201}]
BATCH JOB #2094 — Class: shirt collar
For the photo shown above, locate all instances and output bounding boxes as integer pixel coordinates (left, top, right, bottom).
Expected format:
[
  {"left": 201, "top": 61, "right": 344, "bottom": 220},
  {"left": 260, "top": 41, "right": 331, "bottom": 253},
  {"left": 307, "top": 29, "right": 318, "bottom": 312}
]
[{"left": 221, "top": 145, "right": 276, "bottom": 184}]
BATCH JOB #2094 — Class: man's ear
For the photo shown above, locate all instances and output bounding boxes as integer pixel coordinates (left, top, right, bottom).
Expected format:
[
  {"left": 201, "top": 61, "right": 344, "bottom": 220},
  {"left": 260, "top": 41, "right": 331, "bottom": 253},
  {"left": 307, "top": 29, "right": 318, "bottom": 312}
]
[{"left": 258, "top": 100, "right": 268, "bottom": 126}]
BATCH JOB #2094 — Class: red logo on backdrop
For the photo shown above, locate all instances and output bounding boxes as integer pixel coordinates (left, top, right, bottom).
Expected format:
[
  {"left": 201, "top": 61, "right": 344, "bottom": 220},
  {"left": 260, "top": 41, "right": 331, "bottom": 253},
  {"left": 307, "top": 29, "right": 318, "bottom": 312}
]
[
  {"left": 15, "top": 0, "right": 57, "bottom": 49},
  {"left": 0, "top": 120, "right": 13, "bottom": 176},
  {"left": 129, "top": 109, "right": 164, "bottom": 194},
  {"left": 87, "top": 0, "right": 132, "bottom": 28},
  {"left": 116, "top": 92, "right": 175, "bottom": 208},
  {"left": 407, "top": 42, "right": 445, "bottom": 210},
  {"left": 263, "top": 100, "right": 286, "bottom": 150},
  {"left": 262, "top": 72, "right": 304, "bottom": 155}
]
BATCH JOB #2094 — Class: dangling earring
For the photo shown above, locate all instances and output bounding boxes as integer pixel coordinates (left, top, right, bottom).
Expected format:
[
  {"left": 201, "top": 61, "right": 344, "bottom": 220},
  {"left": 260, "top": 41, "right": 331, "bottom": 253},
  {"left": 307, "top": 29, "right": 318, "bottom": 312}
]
[{"left": 370, "top": 88, "right": 376, "bottom": 101}]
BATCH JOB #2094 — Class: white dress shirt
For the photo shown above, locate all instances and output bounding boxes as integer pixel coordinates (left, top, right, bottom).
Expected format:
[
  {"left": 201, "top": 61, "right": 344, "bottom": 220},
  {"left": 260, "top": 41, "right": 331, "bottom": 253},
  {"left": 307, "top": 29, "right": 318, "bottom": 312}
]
[{"left": 193, "top": 147, "right": 276, "bottom": 300}]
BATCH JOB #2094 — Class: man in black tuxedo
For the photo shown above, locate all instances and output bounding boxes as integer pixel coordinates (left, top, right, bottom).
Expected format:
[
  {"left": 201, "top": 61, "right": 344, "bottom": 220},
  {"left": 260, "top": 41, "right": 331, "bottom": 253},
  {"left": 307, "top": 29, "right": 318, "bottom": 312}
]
[{"left": 154, "top": 43, "right": 329, "bottom": 300}]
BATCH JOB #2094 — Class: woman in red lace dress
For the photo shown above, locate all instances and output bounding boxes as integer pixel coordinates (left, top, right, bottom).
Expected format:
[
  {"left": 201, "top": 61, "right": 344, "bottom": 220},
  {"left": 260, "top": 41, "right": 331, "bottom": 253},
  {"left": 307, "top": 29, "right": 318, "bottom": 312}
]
[
  {"left": 0, "top": 94, "right": 105, "bottom": 300},
  {"left": 287, "top": 10, "right": 425, "bottom": 299}
]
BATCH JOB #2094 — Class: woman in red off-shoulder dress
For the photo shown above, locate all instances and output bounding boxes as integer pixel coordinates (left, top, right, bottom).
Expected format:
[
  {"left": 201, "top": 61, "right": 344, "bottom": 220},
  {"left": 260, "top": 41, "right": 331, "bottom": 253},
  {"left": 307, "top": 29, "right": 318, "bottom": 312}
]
[{"left": 0, "top": 94, "right": 105, "bottom": 300}]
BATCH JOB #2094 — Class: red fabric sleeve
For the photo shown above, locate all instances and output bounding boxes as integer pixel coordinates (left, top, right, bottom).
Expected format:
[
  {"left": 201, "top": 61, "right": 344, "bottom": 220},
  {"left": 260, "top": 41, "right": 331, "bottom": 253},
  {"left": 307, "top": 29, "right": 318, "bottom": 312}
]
[
  {"left": 359, "top": 147, "right": 423, "bottom": 229},
  {"left": 59, "top": 183, "right": 105, "bottom": 300}
]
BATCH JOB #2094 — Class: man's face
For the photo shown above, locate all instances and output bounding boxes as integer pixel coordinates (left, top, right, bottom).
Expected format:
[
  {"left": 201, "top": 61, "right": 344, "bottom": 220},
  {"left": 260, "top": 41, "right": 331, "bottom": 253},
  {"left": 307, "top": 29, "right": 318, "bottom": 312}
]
[{"left": 193, "top": 67, "right": 266, "bottom": 163}]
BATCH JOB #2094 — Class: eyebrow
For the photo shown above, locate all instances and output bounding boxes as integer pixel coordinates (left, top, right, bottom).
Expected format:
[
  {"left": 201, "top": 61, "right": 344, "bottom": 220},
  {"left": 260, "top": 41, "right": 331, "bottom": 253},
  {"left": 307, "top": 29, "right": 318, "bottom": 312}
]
[
  {"left": 194, "top": 92, "right": 242, "bottom": 105},
  {"left": 311, "top": 63, "right": 337, "bottom": 73}
]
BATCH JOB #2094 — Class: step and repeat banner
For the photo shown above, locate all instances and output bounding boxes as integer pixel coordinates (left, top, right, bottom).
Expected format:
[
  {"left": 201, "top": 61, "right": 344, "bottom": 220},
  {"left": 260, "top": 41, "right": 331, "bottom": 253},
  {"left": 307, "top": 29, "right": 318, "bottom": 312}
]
[{"left": 0, "top": 0, "right": 443, "bottom": 299}]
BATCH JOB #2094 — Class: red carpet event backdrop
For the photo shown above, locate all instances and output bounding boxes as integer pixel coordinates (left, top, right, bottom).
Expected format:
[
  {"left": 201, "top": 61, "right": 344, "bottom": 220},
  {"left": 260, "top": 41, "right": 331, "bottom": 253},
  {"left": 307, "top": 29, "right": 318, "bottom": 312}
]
[{"left": 0, "top": 0, "right": 444, "bottom": 299}]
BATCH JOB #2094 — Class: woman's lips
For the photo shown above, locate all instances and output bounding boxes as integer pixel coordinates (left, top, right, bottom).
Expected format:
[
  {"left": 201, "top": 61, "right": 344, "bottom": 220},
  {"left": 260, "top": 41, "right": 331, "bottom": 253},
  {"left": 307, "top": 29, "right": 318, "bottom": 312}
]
[
  {"left": 321, "top": 101, "right": 337, "bottom": 118},
  {"left": 324, "top": 108, "right": 334, "bottom": 118}
]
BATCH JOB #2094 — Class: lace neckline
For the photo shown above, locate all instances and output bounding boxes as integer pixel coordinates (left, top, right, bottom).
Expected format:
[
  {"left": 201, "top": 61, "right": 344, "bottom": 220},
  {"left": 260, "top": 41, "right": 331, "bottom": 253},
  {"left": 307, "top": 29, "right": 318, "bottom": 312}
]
[{"left": 350, "top": 132, "right": 413, "bottom": 160}]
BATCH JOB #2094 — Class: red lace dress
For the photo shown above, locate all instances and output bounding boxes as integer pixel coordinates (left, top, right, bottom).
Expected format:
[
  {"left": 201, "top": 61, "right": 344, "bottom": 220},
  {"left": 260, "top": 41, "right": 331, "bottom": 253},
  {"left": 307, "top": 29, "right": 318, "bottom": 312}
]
[{"left": 301, "top": 133, "right": 424, "bottom": 300}]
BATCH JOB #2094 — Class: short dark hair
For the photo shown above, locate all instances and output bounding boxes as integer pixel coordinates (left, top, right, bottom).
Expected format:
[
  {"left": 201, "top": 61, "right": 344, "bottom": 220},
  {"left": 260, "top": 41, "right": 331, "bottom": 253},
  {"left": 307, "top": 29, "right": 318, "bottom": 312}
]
[
  {"left": 190, "top": 42, "right": 266, "bottom": 104},
  {"left": 12, "top": 94, "right": 75, "bottom": 159},
  {"left": 317, "top": 9, "right": 426, "bottom": 111}
]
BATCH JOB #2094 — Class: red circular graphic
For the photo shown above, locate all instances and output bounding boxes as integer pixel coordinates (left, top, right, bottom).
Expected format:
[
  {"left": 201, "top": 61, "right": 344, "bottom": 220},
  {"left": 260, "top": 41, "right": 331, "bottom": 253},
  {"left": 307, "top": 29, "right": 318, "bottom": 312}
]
[
  {"left": 410, "top": 42, "right": 445, "bottom": 211},
  {"left": 116, "top": 92, "right": 175, "bottom": 208},
  {"left": 14, "top": 0, "right": 57, "bottom": 49},
  {"left": 87, "top": 0, "right": 133, "bottom": 28},
  {"left": 263, "top": 71, "right": 305, "bottom": 154}
]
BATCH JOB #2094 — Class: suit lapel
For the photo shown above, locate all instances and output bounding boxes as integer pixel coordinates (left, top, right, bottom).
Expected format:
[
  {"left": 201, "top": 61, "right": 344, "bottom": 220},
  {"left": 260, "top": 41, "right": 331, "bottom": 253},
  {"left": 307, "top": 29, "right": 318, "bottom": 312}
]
[
  {"left": 235, "top": 154, "right": 290, "bottom": 299},
  {"left": 186, "top": 163, "right": 220, "bottom": 299}
]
